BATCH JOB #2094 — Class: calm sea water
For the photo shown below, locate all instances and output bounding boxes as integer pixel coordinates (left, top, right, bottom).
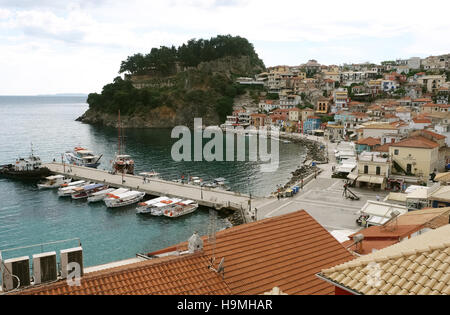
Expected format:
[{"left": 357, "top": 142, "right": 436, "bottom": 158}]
[{"left": 0, "top": 96, "right": 306, "bottom": 267}]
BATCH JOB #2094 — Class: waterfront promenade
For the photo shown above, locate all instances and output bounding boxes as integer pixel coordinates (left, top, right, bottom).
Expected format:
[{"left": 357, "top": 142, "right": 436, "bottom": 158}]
[{"left": 44, "top": 163, "right": 252, "bottom": 211}]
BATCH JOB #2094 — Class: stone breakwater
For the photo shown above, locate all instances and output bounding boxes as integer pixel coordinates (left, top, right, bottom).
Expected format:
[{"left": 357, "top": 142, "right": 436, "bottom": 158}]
[{"left": 273, "top": 134, "right": 328, "bottom": 195}]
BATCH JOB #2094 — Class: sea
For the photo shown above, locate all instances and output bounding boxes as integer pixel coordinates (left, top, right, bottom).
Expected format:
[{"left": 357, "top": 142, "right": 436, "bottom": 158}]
[{"left": 0, "top": 96, "right": 306, "bottom": 267}]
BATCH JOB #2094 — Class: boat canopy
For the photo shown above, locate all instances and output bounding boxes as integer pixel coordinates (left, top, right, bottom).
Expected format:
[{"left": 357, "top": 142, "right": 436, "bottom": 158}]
[
  {"left": 154, "top": 198, "right": 181, "bottom": 207},
  {"left": 83, "top": 184, "right": 104, "bottom": 190},
  {"left": 177, "top": 200, "right": 195, "bottom": 205},
  {"left": 45, "top": 175, "right": 65, "bottom": 180},
  {"left": 110, "top": 188, "right": 129, "bottom": 195},
  {"left": 112, "top": 190, "right": 143, "bottom": 200},
  {"left": 77, "top": 150, "right": 94, "bottom": 155},
  {"left": 91, "top": 188, "right": 115, "bottom": 196}
]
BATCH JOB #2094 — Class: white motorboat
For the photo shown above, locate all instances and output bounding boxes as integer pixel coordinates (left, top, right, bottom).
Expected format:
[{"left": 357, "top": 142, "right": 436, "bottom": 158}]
[
  {"left": 71, "top": 184, "right": 108, "bottom": 200},
  {"left": 163, "top": 200, "right": 199, "bottom": 218},
  {"left": 37, "top": 175, "right": 71, "bottom": 189},
  {"left": 64, "top": 147, "right": 102, "bottom": 168},
  {"left": 136, "top": 196, "right": 170, "bottom": 214},
  {"left": 140, "top": 198, "right": 182, "bottom": 216},
  {"left": 87, "top": 187, "right": 129, "bottom": 203},
  {"left": 57, "top": 180, "right": 88, "bottom": 197},
  {"left": 203, "top": 178, "right": 231, "bottom": 191},
  {"left": 104, "top": 191, "right": 145, "bottom": 208}
]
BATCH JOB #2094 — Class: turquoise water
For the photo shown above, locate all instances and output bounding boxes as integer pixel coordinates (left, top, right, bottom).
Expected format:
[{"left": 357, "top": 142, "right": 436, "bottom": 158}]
[{"left": 0, "top": 96, "right": 306, "bottom": 267}]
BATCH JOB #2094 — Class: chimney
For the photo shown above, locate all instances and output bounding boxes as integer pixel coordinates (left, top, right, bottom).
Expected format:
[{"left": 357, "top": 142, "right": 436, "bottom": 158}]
[{"left": 188, "top": 232, "right": 203, "bottom": 253}]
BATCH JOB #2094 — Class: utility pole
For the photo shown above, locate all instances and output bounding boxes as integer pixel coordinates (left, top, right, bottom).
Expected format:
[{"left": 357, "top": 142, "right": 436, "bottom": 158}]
[{"left": 247, "top": 176, "right": 252, "bottom": 211}]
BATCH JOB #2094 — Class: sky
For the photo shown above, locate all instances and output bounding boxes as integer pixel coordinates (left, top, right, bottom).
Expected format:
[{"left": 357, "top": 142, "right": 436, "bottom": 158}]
[{"left": 0, "top": 0, "right": 449, "bottom": 95}]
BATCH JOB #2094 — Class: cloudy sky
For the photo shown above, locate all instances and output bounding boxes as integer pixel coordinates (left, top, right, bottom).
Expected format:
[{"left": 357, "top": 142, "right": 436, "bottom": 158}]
[{"left": 0, "top": 0, "right": 449, "bottom": 95}]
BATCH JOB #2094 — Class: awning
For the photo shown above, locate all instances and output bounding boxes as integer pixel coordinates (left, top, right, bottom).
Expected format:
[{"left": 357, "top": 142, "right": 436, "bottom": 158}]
[
  {"left": 367, "top": 215, "right": 389, "bottom": 226},
  {"left": 357, "top": 175, "right": 371, "bottom": 183},
  {"left": 357, "top": 175, "right": 385, "bottom": 184},
  {"left": 347, "top": 174, "right": 358, "bottom": 180},
  {"left": 370, "top": 176, "right": 385, "bottom": 184}
]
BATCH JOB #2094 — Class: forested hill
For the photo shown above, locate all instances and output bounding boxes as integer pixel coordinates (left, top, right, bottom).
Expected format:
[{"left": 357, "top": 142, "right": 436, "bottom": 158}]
[{"left": 77, "top": 35, "right": 266, "bottom": 128}]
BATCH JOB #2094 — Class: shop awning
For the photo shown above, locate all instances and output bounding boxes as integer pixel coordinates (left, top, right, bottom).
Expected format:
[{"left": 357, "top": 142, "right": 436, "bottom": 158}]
[
  {"left": 357, "top": 175, "right": 385, "bottom": 184},
  {"left": 347, "top": 173, "right": 358, "bottom": 180},
  {"left": 357, "top": 175, "right": 371, "bottom": 183},
  {"left": 369, "top": 176, "right": 385, "bottom": 184}
]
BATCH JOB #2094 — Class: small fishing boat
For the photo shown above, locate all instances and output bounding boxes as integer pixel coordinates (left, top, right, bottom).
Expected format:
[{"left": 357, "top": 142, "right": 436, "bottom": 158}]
[
  {"left": 136, "top": 196, "right": 170, "bottom": 214},
  {"left": 37, "top": 175, "right": 71, "bottom": 189},
  {"left": 71, "top": 184, "right": 108, "bottom": 200},
  {"left": 203, "top": 178, "right": 231, "bottom": 191},
  {"left": 189, "top": 177, "right": 202, "bottom": 186},
  {"left": 87, "top": 187, "right": 129, "bottom": 203},
  {"left": 104, "top": 191, "right": 145, "bottom": 208},
  {"left": 163, "top": 200, "right": 199, "bottom": 218},
  {"left": 57, "top": 180, "right": 88, "bottom": 197},
  {"left": 58, "top": 183, "right": 87, "bottom": 195},
  {"left": 143, "top": 198, "right": 182, "bottom": 216},
  {"left": 64, "top": 147, "right": 102, "bottom": 168},
  {"left": 87, "top": 188, "right": 116, "bottom": 203},
  {"left": 139, "top": 171, "right": 160, "bottom": 180}
]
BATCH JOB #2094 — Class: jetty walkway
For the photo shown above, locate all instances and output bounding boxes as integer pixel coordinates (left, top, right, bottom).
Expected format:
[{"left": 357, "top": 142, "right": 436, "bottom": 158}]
[{"left": 44, "top": 163, "right": 253, "bottom": 212}]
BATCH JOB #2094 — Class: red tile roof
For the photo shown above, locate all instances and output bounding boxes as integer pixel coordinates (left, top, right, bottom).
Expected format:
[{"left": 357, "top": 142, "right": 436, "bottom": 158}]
[
  {"left": 420, "top": 130, "right": 446, "bottom": 140},
  {"left": 14, "top": 253, "right": 232, "bottom": 295},
  {"left": 391, "top": 136, "right": 439, "bottom": 149},
  {"left": 356, "top": 137, "right": 381, "bottom": 146},
  {"left": 373, "top": 143, "right": 392, "bottom": 152},
  {"left": 151, "top": 210, "right": 355, "bottom": 295},
  {"left": 412, "top": 118, "right": 432, "bottom": 124},
  {"left": 13, "top": 211, "right": 355, "bottom": 296}
]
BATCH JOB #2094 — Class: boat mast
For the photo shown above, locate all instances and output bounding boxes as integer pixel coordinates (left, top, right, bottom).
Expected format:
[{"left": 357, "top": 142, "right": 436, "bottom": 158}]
[{"left": 118, "top": 110, "right": 121, "bottom": 156}]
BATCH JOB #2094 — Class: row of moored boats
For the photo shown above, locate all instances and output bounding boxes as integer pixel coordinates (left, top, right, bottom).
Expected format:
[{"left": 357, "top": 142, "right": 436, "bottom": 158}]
[{"left": 38, "top": 175, "right": 198, "bottom": 217}]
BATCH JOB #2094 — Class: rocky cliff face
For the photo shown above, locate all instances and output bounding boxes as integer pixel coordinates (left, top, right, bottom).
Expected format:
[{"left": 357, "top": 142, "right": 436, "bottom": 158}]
[{"left": 77, "top": 55, "right": 265, "bottom": 128}]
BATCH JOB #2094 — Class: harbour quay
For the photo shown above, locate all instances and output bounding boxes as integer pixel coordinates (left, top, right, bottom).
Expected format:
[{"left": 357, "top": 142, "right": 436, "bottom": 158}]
[{"left": 43, "top": 163, "right": 253, "bottom": 212}]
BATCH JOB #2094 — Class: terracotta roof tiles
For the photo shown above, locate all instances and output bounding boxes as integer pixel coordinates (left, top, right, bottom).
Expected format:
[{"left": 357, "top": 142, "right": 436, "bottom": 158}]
[
  {"left": 390, "top": 136, "right": 439, "bottom": 149},
  {"left": 14, "top": 253, "right": 232, "bottom": 295},
  {"left": 151, "top": 210, "right": 355, "bottom": 295},
  {"left": 317, "top": 225, "right": 450, "bottom": 295}
]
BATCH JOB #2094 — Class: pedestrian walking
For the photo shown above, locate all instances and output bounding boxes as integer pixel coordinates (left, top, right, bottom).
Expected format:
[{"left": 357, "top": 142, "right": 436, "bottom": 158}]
[{"left": 376, "top": 195, "right": 380, "bottom": 202}]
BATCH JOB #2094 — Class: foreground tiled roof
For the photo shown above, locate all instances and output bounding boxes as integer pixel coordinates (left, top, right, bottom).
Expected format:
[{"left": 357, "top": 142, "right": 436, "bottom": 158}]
[
  {"left": 151, "top": 210, "right": 355, "bottom": 295},
  {"left": 317, "top": 225, "right": 450, "bottom": 295},
  {"left": 14, "top": 253, "right": 232, "bottom": 295},
  {"left": 345, "top": 208, "right": 450, "bottom": 255}
]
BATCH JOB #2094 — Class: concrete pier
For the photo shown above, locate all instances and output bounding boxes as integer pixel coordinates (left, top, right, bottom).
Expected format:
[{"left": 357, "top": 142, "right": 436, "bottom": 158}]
[{"left": 44, "top": 163, "right": 252, "bottom": 212}]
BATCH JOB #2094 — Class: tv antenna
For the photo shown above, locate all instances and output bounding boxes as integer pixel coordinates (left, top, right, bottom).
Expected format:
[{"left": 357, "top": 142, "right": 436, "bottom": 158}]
[{"left": 207, "top": 209, "right": 224, "bottom": 278}]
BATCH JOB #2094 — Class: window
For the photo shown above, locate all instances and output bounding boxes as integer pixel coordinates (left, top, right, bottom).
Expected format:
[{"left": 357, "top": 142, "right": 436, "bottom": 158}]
[
  {"left": 376, "top": 167, "right": 381, "bottom": 175},
  {"left": 394, "top": 149, "right": 399, "bottom": 155},
  {"left": 364, "top": 165, "right": 369, "bottom": 174}
]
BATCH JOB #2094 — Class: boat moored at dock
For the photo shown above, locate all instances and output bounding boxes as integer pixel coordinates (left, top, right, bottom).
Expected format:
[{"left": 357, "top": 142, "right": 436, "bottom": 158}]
[
  {"left": 87, "top": 187, "right": 129, "bottom": 203},
  {"left": 57, "top": 180, "right": 87, "bottom": 196},
  {"left": 64, "top": 147, "right": 102, "bottom": 168},
  {"left": 71, "top": 184, "right": 108, "bottom": 200},
  {"left": 145, "top": 198, "right": 182, "bottom": 216},
  {"left": 37, "top": 175, "right": 72, "bottom": 189},
  {"left": 136, "top": 196, "right": 170, "bottom": 214},
  {"left": 104, "top": 191, "right": 145, "bottom": 208},
  {"left": 0, "top": 149, "right": 51, "bottom": 180},
  {"left": 163, "top": 200, "right": 199, "bottom": 218}
]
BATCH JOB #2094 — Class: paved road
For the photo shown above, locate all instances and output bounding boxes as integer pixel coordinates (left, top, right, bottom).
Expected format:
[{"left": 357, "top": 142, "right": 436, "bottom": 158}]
[{"left": 252, "top": 135, "right": 389, "bottom": 232}]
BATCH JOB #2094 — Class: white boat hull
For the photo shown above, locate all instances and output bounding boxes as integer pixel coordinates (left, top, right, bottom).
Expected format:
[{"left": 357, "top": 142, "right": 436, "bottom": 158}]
[
  {"left": 164, "top": 204, "right": 199, "bottom": 218},
  {"left": 105, "top": 192, "right": 145, "bottom": 208}
]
